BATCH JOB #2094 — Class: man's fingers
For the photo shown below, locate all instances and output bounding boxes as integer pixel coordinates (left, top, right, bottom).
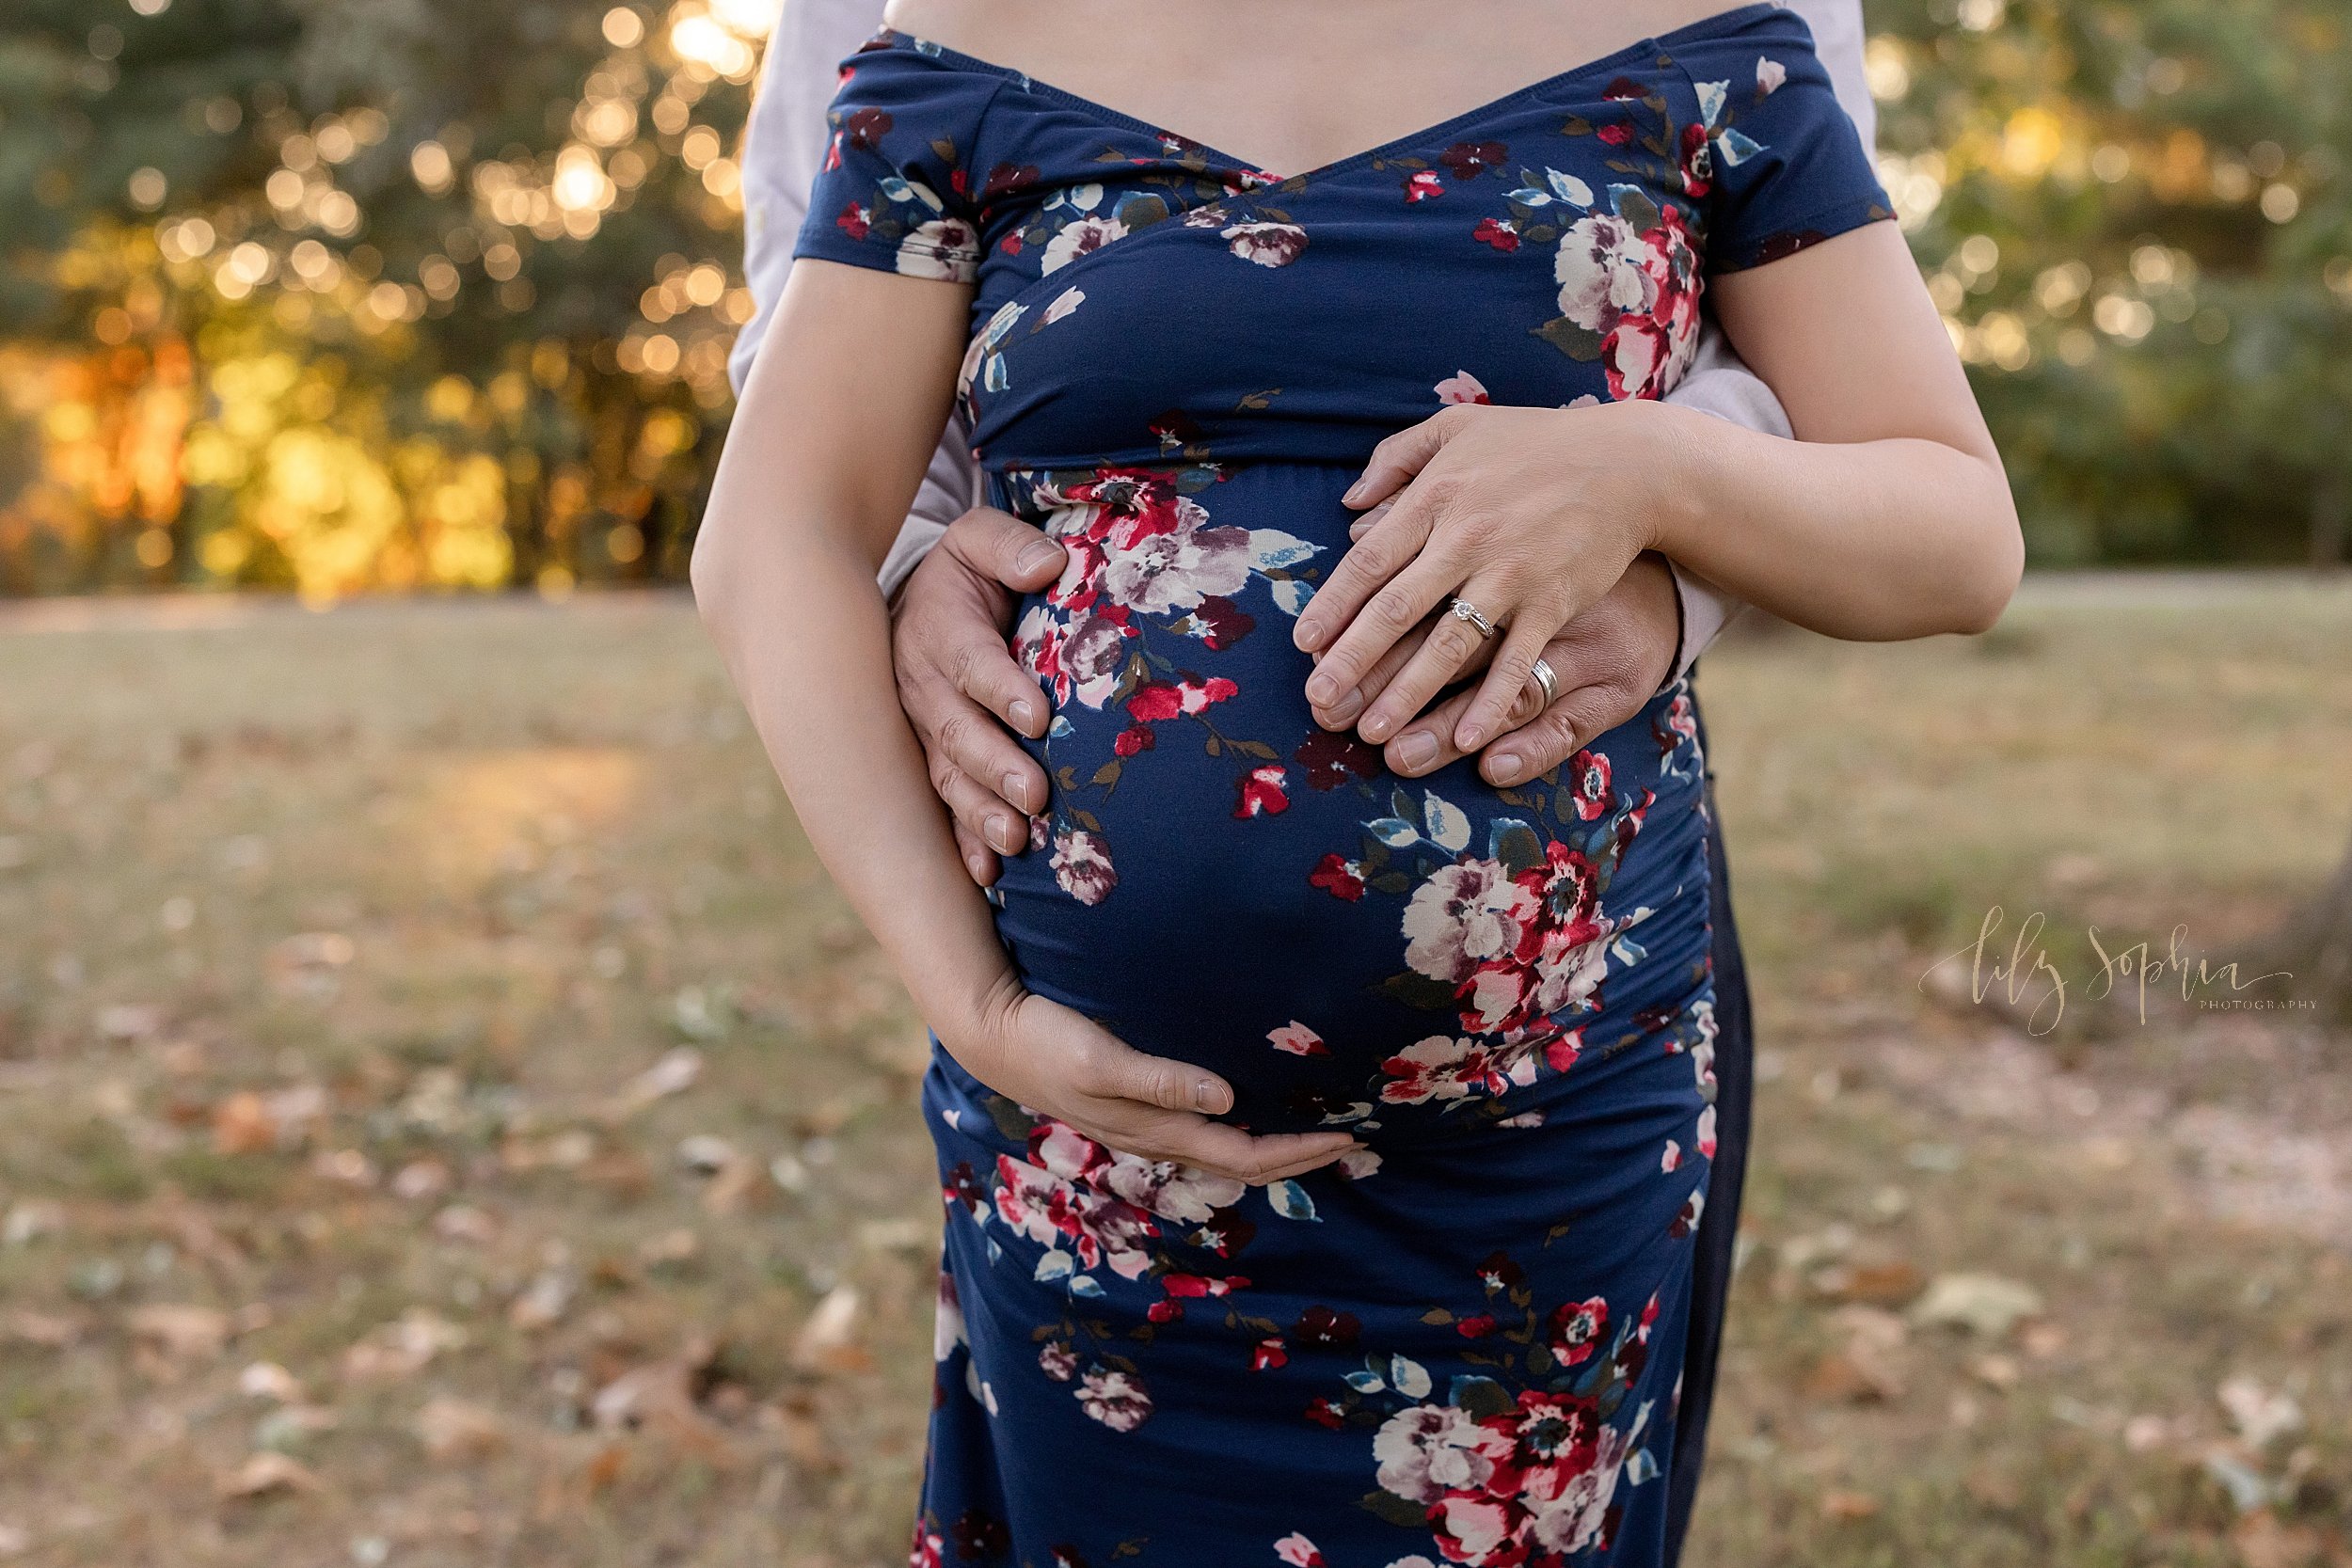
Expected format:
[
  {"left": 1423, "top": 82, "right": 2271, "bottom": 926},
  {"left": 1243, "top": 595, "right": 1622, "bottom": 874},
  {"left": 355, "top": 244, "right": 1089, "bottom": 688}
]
[
  {"left": 931, "top": 761, "right": 1031, "bottom": 859},
  {"left": 1452, "top": 619, "right": 1556, "bottom": 753},
  {"left": 945, "top": 634, "right": 1054, "bottom": 742},
  {"left": 951, "top": 818, "right": 1001, "bottom": 887},
  {"left": 940, "top": 505, "right": 1066, "bottom": 593},
  {"left": 927, "top": 702, "right": 1050, "bottom": 820},
  {"left": 1479, "top": 677, "right": 1640, "bottom": 788}
]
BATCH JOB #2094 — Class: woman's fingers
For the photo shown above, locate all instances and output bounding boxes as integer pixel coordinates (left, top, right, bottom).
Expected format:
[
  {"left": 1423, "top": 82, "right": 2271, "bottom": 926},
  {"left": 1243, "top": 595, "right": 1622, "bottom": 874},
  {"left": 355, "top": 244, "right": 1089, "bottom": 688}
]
[
  {"left": 1305, "top": 552, "right": 1467, "bottom": 722},
  {"left": 1340, "top": 404, "right": 1472, "bottom": 512},
  {"left": 1381, "top": 653, "right": 1551, "bottom": 778},
  {"left": 1348, "top": 565, "right": 1516, "bottom": 745},
  {"left": 1294, "top": 488, "right": 1437, "bottom": 657}
]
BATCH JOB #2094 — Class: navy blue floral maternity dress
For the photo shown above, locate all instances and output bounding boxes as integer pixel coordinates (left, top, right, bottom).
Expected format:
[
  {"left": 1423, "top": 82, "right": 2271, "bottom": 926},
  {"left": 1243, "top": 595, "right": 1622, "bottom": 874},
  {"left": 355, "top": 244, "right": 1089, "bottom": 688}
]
[{"left": 792, "top": 8, "right": 1889, "bottom": 1563}]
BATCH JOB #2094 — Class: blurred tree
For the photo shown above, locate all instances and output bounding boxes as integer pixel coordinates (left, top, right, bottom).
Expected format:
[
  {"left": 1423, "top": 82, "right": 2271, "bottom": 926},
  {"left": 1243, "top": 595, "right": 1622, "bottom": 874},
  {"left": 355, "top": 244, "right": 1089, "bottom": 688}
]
[
  {"left": 1870, "top": 0, "right": 2352, "bottom": 564},
  {"left": 0, "top": 0, "right": 768, "bottom": 596}
]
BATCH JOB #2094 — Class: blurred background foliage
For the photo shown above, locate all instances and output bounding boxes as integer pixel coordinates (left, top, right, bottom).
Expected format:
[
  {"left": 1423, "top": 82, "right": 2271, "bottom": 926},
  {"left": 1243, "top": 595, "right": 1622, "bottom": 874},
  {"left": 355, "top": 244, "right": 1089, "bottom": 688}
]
[{"left": 0, "top": 0, "right": 2347, "bottom": 597}]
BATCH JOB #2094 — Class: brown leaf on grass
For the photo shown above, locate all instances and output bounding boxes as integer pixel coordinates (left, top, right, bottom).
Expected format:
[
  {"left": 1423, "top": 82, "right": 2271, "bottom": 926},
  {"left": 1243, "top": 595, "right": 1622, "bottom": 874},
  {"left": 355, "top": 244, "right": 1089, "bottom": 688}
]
[
  {"left": 701, "top": 1155, "right": 764, "bottom": 1216},
  {"left": 590, "top": 1355, "right": 733, "bottom": 1465},
  {"left": 1820, "top": 1490, "right": 1881, "bottom": 1522},
  {"left": 1834, "top": 1260, "right": 1928, "bottom": 1308},
  {"left": 342, "top": 1308, "right": 468, "bottom": 1381},
  {"left": 218, "top": 1450, "right": 323, "bottom": 1499},
  {"left": 508, "top": 1268, "right": 578, "bottom": 1331},
  {"left": 790, "top": 1286, "right": 870, "bottom": 1374},
  {"left": 127, "top": 1303, "right": 230, "bottom": 1362},
  {"left": 211, "top": 1091, "right": 276, "bottom": 1155},
  {"left": 603, "top": 1046, "right": 702, "bottom": 1120},
  {"left": 761, "top": 1400, "right": 838, "bottom": 1474},
  {"left": 416, "top": 1396, "right": 509, "bottom": 1462},
  {"left": 2232, "top": 1511, "right": 2325, "bottom": 1568},
  {"left": 1908, "top": 1273, "right": 2044, "bottom": 1338},
  {"left": 581, "top": 1441, "right": 628, "bottom": 1497},
  {"left": 3, "top": 1308, "right": 84, "bottom": 1349},
  {"left": 1802, "top": 1353, "right": 1891, "bottom": 1404}
]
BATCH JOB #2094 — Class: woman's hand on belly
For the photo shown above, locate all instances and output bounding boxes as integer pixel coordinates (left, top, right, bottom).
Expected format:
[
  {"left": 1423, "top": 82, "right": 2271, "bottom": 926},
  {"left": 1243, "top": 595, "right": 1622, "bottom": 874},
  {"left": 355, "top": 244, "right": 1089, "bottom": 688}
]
[
  {"left": 1293, "top": 399, "right": 1684, "bottom": 759},
  {"left": 950, "top": 979, "right": 1362, "bottom": 1186},
  {"left": 1311, "top": 551, "right": 1682, "bottom": 789}
]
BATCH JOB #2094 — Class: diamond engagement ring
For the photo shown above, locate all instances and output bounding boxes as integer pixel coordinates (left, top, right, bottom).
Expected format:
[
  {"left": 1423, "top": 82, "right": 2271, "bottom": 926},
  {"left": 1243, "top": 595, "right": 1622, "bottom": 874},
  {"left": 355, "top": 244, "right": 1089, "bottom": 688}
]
[
  {"left": 1448, "top": 597, "right": 1498, "bottom": 639},
  {"left": 1529, "top": 657, "right": 1560, "bottom": 709}
]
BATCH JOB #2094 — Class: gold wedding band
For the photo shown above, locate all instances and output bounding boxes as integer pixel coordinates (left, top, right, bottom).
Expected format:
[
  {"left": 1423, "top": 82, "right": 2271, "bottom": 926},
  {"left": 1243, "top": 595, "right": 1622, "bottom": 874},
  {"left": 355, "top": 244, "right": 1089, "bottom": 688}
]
[
  {"left": 1449, "top": 597, "right": 1498, "bottom": 639},
  {"left": 1528, "top": 657, "right": 1560, "bottom": 709}
]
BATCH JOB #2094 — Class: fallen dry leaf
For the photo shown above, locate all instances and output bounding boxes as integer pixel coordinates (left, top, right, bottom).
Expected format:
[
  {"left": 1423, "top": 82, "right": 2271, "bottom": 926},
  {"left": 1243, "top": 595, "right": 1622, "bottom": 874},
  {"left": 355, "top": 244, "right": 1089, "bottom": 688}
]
[
  {"left": 2232, "top": 1510, "right": 2325, "bottom": 1568},
  {"left": 3, "top": 1309, "right": 83, "bottom": 1349},
  {"left": 1909, "top": 1273, "right": 2044, "bottom": 1338},
  {"left": 791, "top": 1285, "right": 868, "bottom": 1373},
  {"left": 342, "top": 1307, "right": 468, "bottom": 1381},
  {"left": 126, "top": 1303, "right": 230, "bottom": 1362},
  {"left": 416, "top": 1396, "right": 508, "bottom": 1462},
  {"left": 219, "top": 1451, "right": 323, "bottom": 1499},
  {"left": 1820, "top": 1490, "right": 1881, "bottom": 1522},
  {"left": 210, "top": 1091, "right": 276, "bottom": 1155}
]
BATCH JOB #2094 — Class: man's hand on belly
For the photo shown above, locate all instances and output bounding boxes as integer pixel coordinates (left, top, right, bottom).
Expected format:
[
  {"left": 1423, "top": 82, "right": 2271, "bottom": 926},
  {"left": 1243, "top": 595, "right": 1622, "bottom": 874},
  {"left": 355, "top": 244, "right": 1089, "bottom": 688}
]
[
  {"left": 893, "top": 507, "right": 1067, "bottom": 885},
  {"left": 1307, "top": 552, "right": 1682, "bottom": 788}
]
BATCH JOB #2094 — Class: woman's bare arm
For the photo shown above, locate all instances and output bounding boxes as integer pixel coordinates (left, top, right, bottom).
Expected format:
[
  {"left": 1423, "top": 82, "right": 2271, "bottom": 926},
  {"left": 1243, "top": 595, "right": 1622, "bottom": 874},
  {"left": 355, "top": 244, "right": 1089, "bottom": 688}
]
[
  {"left": 692, "top": 258, "right": 1358, "bottom": 1182},
  {"left": 1657, "top": 218, "right": 2024, "bottom": 640}
]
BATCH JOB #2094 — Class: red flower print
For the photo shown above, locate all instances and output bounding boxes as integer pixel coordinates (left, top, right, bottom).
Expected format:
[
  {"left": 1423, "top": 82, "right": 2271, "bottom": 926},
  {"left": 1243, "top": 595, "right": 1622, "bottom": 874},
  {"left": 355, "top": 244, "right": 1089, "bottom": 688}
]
[
  {"left": 1293, "top": 1305, "right": 1360, "bottom": 1350},
  {"left": 1303, "top": 1397, "right": 1345, "bottom": 1430},
  {"left": 1438, "top": 140, "right": 1508, "bottom": 180},
  {"left": 1310, "top": 852, "right": 1366, "bottom": 901},
  {"left": 1549, "top": 1295, "right": 1609, "bottom": 1366},
  {"left": 952, "top": 1512, "right": 1009, "bottom": 1560},
  {"left": 1126, "top": 682, "right": 1184, "bottom": 722},
  {"left": 1404, "top": 169, "right": 1445, "bottom": 201},
  {"left": 1472, "top": 215, "right": 1521, "bottom": 252},
  {"left": 1113, "top": 722, "right": 1155, "bottom": 757},
  {"left": 910, "top": 1520, "right": 945, "bottom": 1568},
  {"left": 1567, "top": 749, "right": 1612, "bottom": 819},
  {"left": 834, "top": 201, "right": 872, "bottom": 241},
  {"left": 1603, "top": 75, "right": 1645, "bottom": 102},
  {"left": 1294, "top": 729, "right": 1378, "bottom": 790},
  {"left": 1435, "top": 371, "right": 1492, "bottom": 405},
  {"left": 1148, "top": 1297, "right": 1184, "bottom": 1323},
  {"left": 1194, "top": 594, "right": 1255, "bottom": 650},
  {"left": 980, "top": 161, "right": 1039, "bottom": 203},
  {"left": 1678, "top": 121, "right": 1715, "bottom": 196},
  {"left": 1251, "top": 1338, "right": 1289, "bottom": 1372},
  {"left": 1670, "top": 1190, "right": 1705, "bottom": 1239},
  {"left": 844, "top": 105, "right": 892, "bottom": 150},
  {"left": 1233, "top": 765, "right": 1290, "bottom": 818},
  {"left": 1456, "top": 1311, "right": 1499, "bottom": 1338},
  {"left": 1597, "top": 121, "right": 1634, "bottom": 147},
  {"left": 1477, "top": 1251, "right": 1526, "bottom": 1291}
]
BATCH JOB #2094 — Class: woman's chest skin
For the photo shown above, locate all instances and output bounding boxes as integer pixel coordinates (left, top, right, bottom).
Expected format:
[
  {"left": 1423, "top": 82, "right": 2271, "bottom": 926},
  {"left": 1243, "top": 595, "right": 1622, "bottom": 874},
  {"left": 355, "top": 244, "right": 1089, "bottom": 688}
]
[{"left": 879, "top": 0, "right": 1739, "bottom": 177}]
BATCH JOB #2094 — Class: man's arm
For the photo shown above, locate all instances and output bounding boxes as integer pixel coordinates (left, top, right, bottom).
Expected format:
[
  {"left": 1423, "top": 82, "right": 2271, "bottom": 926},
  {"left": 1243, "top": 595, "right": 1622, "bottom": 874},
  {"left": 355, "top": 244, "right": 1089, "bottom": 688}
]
[{"left": 731, "top": 0, "right": 981, "bottom": 596}]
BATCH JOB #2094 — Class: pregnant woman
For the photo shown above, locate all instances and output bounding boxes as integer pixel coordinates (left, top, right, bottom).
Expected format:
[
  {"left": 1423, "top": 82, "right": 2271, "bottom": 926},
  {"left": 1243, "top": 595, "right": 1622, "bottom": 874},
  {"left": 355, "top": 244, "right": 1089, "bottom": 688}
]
[{"left": 695, "top": 3, "right": 2020, "bottom": 1562}]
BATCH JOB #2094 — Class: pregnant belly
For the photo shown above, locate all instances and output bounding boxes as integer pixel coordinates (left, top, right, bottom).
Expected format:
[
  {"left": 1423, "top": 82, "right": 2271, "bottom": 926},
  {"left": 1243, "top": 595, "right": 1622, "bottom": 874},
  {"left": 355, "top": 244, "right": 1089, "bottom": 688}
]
[{"left": 987, "top": 462, "right": 1716, "bottom": 1135}]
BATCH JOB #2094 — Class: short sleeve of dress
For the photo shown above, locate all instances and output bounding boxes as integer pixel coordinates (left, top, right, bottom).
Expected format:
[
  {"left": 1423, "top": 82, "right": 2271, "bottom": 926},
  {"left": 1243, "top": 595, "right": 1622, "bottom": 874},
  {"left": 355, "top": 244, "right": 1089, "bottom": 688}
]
[
  {"left": 1677, "top": 11, "right": 1893, "bottom": 274},
  {"left": 789, "top": 38, "right": 1002, "bottom": 283}
]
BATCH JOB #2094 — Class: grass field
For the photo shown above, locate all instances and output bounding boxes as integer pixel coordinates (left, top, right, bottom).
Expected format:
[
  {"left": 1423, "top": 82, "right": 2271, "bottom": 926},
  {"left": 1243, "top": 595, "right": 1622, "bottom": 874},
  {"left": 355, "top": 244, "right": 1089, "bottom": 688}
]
[{"left": 0, "top": 578, "right": 2347, "bottom": 1567}]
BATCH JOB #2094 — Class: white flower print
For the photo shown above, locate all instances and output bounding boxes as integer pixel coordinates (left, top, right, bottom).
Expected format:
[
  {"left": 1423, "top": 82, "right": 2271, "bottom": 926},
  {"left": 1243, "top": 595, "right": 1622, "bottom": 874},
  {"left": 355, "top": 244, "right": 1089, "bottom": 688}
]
[
  {"left": 1374, "top": 1402, "right": 1511, "bottom": 1504},
  {"left": 1050, "top": 827, "right": 1119, "bottom": 906},
  {"left": 1042, "top": 214, "right": 1127, "bottom": 273},
  {"left": 1076, "top": 1366, "right": 1152, "bottom": 1431},
  {"left": 1222, "top": 220, "right": 1309, "bottom": 267},
  {"left": 1097, "top": 495, "right": 1251, "bottom": 614},
  {"left": 895, "top": 215, "right": 978, "bottom": 281},
  {"left": 1402, "top": 860, "right": 1537, "bottom": 983},
  {"left": 1552, "top": 213, "right": 1660, "bottom": 332}
]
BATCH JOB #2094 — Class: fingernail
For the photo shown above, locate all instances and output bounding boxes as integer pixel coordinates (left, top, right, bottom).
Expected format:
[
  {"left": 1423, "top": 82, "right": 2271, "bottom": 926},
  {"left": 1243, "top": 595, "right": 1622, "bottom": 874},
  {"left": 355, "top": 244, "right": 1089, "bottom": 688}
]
[
  {"left": 1456, "top": 722, "right": 1486, "bottom": 751},
  {"left": 1015, "top": 540, "right": 1060, "bottom": 577},
  {"left": 1324, "top": 685, "right": 1363, "bottom": 721},
  {"left": 1487, "top": 751, "right": 1522, "bottom": 784},
  {"left": 1362, "top": 710, "right": 1393, "bottom": 742},
  {"left": 1295, "top": 619, "right": 1327, "bottom": 654},
  {"left": 1394, "top": 730, "right": 1437, "bottom": 769},
  {"left": 1342, "top": 481, "right": 1366, "bottom": 505},
  {"left": 985, "top": 815, "right": 1013, "bottom": 852},
  {"left": 1002, "top": 771, "right": 1030, "bottom": 814},
  {"left": 1305, "top": 670, "right": 1340, "bottom": 705},
  {"left": 1193, "top": 1079, "right": 1221, "bottom": 1112},
  {"left": 966, "top": 854, "right": 990, "bottom": 880}
]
